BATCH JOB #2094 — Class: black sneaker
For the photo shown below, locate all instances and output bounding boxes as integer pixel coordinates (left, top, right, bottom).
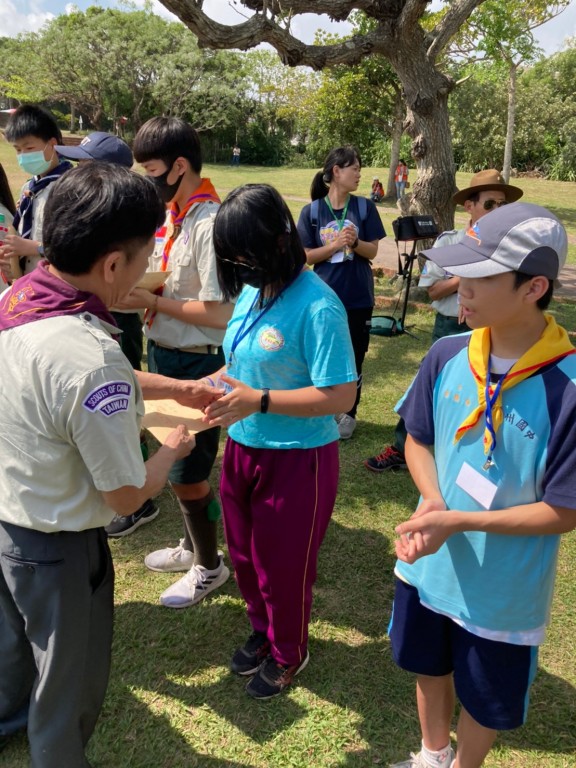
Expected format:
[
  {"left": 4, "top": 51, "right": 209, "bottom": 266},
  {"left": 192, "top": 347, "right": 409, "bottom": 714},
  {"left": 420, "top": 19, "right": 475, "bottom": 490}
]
[
  {"left": 230, "top": 631, "right": 271, "bottom": 676},
  {"left": 363, "top": 445, "right": 407, "bottom": 473},
  {"left": 245, "top": 652, "right": 309, "bottom": 699},
  {"left": 105, "top": 499, "right": 160, "bottom": 538}
]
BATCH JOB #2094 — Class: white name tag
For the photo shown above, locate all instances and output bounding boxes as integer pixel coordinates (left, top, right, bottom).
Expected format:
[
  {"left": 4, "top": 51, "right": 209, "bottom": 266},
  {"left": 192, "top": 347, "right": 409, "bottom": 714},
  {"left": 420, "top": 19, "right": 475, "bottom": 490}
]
[
  {"left": 329, "top": 249, "right": 345, "bottom": 264},
  {"left": 455, "top": 462, "right": 498, "bottom": 510}
]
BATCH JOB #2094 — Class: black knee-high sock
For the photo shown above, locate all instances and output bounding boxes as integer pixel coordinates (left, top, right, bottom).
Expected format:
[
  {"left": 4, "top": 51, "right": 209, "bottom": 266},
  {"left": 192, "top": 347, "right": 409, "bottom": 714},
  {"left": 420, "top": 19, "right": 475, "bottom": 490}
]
[{"left": 179, "top": 490, "right": 219, "bottom": 570}]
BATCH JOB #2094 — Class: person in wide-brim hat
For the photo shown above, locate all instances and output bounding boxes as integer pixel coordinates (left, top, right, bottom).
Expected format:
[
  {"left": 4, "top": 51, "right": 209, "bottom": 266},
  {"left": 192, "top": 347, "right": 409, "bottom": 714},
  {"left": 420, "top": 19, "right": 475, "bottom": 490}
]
[{"left": 453, "top": 169, "right": 523, "bottom": 206}]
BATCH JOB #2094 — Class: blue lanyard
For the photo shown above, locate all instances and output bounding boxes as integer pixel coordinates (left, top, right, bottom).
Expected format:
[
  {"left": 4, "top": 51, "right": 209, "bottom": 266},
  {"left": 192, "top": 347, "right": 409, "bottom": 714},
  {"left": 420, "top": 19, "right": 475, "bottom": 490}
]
[
  {"left": 482, "top": 356, "right": 513, "bottom": 470},
  {"left": 228, "top": 291, "right": 281, "bottom": 367}
]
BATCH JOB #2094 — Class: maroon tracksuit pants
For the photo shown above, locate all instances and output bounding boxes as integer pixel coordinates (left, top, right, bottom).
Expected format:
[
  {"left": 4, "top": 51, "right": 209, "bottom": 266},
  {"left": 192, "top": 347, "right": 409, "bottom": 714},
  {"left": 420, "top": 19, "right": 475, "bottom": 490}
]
[{"left": 220, "top": 438, "right": 339, "bottom": 666}]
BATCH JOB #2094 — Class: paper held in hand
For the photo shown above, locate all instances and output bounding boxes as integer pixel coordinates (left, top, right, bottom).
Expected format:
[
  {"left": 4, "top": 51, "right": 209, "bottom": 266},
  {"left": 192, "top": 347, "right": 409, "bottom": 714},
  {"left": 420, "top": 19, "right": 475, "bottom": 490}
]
[
  {"left": 137, "top": 271, "right": 171, "bottom": 292},
  {"left": 142, "top": 399, "right": 211, "bottom": 442}
]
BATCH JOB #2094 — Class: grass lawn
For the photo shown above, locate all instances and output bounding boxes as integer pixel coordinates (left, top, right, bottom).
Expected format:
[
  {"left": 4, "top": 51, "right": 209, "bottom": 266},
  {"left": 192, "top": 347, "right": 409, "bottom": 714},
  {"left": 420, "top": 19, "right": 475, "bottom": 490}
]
[{"left": 1, "top": 136, "right": 576, "bottom": 767}]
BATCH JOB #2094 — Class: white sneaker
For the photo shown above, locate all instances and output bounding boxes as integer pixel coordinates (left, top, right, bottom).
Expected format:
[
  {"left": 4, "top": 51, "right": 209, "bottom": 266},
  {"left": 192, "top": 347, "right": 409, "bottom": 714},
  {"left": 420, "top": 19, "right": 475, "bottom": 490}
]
[
  {"left": 144, "top": 539, "right": 194, "bottom": 573},
  {"left": 390, "top": 747, "right": 455, "bottom": 768},
  {"left": 159, "top": 555, "right": 230, "bottom": 609},
  {"left": 338, "top": 414, "right": 357, "bottom": 439}
]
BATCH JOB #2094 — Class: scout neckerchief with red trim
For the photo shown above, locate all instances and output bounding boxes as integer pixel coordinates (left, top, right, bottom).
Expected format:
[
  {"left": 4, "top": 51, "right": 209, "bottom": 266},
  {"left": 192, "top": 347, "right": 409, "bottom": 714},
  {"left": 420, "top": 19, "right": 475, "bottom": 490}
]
[
  {"left": 146, "top": 178, "right": 220, "bottom": 327},
  {"left": 454, "top": 314, "right": 575, "bottom": 457},
  {"left": 0, "top": 261, "right": 117, "bottom": 332}
]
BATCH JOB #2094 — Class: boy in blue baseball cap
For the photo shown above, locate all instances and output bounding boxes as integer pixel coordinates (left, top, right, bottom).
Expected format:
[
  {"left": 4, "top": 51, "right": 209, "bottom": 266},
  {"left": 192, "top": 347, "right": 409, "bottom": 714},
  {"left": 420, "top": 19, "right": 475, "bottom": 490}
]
[{"left": 55, "top": 131, "right": 133, "bottom": 168}]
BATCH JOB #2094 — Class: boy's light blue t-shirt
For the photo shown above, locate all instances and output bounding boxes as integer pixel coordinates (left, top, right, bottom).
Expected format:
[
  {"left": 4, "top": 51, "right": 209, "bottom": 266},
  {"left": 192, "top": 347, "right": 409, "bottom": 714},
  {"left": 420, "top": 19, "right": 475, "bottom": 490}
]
[
  {"left": 224, "top": 270, "right": 357, "bottom": 449},
  {"left": 395, "top": 333, "right": 576, "bottom": 638}
]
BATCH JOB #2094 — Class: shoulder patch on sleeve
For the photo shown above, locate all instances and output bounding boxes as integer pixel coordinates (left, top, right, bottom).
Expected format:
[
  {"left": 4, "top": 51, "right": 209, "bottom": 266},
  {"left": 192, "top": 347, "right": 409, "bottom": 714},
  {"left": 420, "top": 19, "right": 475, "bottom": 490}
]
[{"left": 83, "top": 381, "right": 133, "bottom": 417}]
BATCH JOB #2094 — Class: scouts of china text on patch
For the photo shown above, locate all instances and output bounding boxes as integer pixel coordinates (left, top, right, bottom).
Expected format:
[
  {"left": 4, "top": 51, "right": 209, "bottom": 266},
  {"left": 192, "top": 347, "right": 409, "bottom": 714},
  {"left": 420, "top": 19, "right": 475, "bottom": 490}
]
[{"left": 83, "top": 381, "right": 132, "bottom": 417}]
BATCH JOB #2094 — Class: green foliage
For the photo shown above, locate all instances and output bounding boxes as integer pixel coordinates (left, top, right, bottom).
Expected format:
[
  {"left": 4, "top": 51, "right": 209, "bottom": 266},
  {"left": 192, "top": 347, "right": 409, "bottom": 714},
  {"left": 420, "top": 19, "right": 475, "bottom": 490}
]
[
  {"left": 0, "top": 7, "right": 245, "bottom": 135},
  {"left": 0, "top": 34, "right": 48, "bottom": 102},
  {"left": 2, "top": 4, "right": 576, "bottom": 175},
  {"left": 235, "top": 51, "right": 319, "bottom": 165},
  {"left": 304, "top": 18, "right": 399, "bottom": 166},
  {"left": 515, "top": 43, "right": 576, "bottom": 178},
  {"left": 448, "top": 37, "right": 576, "bottom": 179},
  {"left": 449, "top": 62, "right": 508, "bottom": 170}
]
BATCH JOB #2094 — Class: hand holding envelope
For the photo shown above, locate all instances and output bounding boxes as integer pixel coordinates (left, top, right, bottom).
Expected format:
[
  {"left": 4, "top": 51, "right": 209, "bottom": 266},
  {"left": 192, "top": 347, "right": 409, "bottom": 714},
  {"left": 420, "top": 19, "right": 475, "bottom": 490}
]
[
  {"left": 137, "top": 271, "right": 171, "bottom": 292},
  {"left": 142, "top": 399, "right": 212, "bottom": 443}
]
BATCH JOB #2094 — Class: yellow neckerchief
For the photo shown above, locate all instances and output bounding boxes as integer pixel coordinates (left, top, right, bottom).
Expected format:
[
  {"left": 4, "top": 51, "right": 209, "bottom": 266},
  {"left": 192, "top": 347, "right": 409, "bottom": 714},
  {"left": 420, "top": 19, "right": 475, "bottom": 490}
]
[{"left": 455, "top": 314, "right": 575, "bottom": 453}]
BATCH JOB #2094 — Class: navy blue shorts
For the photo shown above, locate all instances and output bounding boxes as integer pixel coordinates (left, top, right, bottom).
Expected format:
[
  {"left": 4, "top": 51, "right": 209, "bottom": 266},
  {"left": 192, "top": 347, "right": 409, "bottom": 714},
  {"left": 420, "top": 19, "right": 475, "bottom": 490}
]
[{"left": 389, "top": 578, "right": 538, "bottom": 730}]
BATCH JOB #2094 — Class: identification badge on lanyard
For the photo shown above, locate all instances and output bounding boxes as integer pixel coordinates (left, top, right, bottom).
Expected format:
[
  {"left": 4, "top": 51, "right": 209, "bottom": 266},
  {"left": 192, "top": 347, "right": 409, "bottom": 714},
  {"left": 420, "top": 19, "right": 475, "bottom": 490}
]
[{"left": 456, "top": 462, "right": 498, "bottom": 510}]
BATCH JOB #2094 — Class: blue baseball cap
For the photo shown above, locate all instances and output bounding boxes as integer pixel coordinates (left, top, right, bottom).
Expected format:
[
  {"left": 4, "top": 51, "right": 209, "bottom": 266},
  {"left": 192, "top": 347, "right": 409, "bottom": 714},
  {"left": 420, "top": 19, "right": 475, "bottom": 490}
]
[{"left": 55, "top": 132, "right": 133, "bottom": 168}]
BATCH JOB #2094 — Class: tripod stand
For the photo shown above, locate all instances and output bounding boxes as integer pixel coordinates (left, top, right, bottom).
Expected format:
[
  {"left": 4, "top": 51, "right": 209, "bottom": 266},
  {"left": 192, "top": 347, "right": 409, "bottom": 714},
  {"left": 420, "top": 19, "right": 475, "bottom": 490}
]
[
  {"left": 381, "top": 214, "right": 439, "bottom": 338},
  {"left": 392, "top": 239, "right": 419, "bottom": 337}
]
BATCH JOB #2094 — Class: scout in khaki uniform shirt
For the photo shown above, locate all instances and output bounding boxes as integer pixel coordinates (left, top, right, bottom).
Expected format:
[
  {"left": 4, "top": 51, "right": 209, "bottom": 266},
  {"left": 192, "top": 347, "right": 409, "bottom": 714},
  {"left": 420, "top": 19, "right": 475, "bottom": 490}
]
[{"left": 118, "top": 117, "right": 233, "bottom": 610}]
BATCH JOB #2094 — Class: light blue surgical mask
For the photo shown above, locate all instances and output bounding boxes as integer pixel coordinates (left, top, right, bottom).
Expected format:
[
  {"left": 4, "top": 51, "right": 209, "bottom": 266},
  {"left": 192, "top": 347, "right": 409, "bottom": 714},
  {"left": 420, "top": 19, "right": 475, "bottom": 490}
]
[{"left": 17, "top": 145, "right": 53, "bottom": 177}]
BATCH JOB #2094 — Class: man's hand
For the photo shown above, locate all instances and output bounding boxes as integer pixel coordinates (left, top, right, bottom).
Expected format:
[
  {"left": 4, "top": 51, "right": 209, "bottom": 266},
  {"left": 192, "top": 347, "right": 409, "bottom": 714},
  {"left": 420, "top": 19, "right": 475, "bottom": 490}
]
[
  {"left": 136, "top": 371, "right": 224, "bottom": 409},
  {"left": 202, "top": 374, "right": 260, "bottom": 427},
  {"left": 114, "top": 287, "right": 156, "bottom": 311},
  {"left": 395, "top": 499, "right": 454, "bottom": 564},
  {"left": 162, "top": 424, "right": 195, "bottom": 460},
  {"left": 172, "top": 378, "right": 224, "bottom": 409}
]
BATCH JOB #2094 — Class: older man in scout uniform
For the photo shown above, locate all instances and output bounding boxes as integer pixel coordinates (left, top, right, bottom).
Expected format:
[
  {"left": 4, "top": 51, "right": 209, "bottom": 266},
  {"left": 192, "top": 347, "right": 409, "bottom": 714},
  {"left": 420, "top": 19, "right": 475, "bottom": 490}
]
[{"left": 0, "top": 163, "right": 216, "bottom": 767}]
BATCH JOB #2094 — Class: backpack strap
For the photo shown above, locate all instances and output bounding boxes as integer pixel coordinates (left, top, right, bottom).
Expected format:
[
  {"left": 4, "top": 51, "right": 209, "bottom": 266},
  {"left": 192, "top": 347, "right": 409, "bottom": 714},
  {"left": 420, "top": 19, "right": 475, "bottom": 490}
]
[
  {"left": 358, "top": 195, "right": 368, "bottom": 222},
  {"left": 310, "top": 198, "right": 319, "bottom": 227}
]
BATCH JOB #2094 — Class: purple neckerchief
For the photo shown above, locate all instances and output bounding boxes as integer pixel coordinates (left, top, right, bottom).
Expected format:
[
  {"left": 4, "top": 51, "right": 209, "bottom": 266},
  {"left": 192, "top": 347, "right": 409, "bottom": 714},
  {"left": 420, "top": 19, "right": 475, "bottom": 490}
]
[{"left": 0, "top": 261, "right": 118, "bottom": 333}]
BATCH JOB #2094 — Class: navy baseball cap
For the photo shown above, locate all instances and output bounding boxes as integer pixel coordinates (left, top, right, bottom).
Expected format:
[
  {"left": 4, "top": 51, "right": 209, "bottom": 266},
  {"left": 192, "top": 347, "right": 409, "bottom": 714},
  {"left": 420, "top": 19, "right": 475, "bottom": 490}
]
[
  {"left": 423, "top": 202, "right": 567, "bottom": 280},
  {"left": 55, "top": 132, "right": 133, "bottom": 167}
]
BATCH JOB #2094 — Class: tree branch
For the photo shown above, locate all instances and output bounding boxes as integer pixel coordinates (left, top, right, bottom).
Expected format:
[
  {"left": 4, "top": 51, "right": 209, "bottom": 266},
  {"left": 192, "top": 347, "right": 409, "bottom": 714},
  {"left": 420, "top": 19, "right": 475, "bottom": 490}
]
[
  {"left": 239, "top": 1, "right": 382, "bottom": 23},
  {"left": 158, "top": 0, "right": 393, "bottom": 68},
  {"left": 399, "top": 0, "right": 429, "bottom": 33},
  {"left": 428, "top": 0, "right": 488, "bottom": 61}
]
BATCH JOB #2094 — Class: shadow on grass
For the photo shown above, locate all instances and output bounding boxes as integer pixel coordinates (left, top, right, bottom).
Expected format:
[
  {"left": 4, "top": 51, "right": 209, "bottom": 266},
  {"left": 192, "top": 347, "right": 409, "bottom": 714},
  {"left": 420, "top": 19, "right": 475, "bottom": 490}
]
[
  {"left": 97, "top": 515, "right": 398, "bottom": 765},
  {"left": 104, "top": 589, "right": 576, "bottom": 767},
  {"left": 102, "top": 598, "right": 404, "bottom": 766},
  {"left": 498, "top": 666, "right": 576, "bottom": 755},
  {"left": 313, "top": 518, "right": 396, "bottom": 638}
]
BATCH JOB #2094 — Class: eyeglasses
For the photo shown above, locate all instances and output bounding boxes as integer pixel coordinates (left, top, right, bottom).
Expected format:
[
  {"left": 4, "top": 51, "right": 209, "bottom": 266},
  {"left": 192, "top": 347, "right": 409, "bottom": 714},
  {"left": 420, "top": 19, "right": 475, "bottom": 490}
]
[
  {"left": 482, "top": 199, "right": 509, "bottom": 211},
  {"left": 217, "top": 255, "right": 263, "bottom": 272}
]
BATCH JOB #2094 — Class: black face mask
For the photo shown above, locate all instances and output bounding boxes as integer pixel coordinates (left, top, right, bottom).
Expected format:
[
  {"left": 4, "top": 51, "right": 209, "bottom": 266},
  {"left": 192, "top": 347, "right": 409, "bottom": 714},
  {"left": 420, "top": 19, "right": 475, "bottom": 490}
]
[
  {"left": 236, "top": 266, "right": 262, "bottom": 288},
  {"left": 148, "top": 165, "right": 183, "bottom": 203}
]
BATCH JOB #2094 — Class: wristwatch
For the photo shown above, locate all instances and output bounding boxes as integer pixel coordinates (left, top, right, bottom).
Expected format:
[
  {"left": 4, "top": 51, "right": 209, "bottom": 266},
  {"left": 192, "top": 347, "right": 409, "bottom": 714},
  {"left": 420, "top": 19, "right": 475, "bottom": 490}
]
[{"left": 260, "top": 388, "right": 270, "bottom": 414}]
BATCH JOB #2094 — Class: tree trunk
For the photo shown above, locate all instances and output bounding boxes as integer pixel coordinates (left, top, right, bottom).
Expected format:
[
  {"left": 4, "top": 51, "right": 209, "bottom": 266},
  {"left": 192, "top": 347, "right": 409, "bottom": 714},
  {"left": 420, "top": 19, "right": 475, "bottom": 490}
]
[
  {"left": 389, "top": 46, "right": 457, "bottom": 233},
  {"left": 92, "top": 108, "right": 105, "bottom": 131},
  {"left": 502, "top": 61, "right": 517, "bottom": 183},
  {"left": 387, "top": 89, "right": 404, "bottom": 200}
]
